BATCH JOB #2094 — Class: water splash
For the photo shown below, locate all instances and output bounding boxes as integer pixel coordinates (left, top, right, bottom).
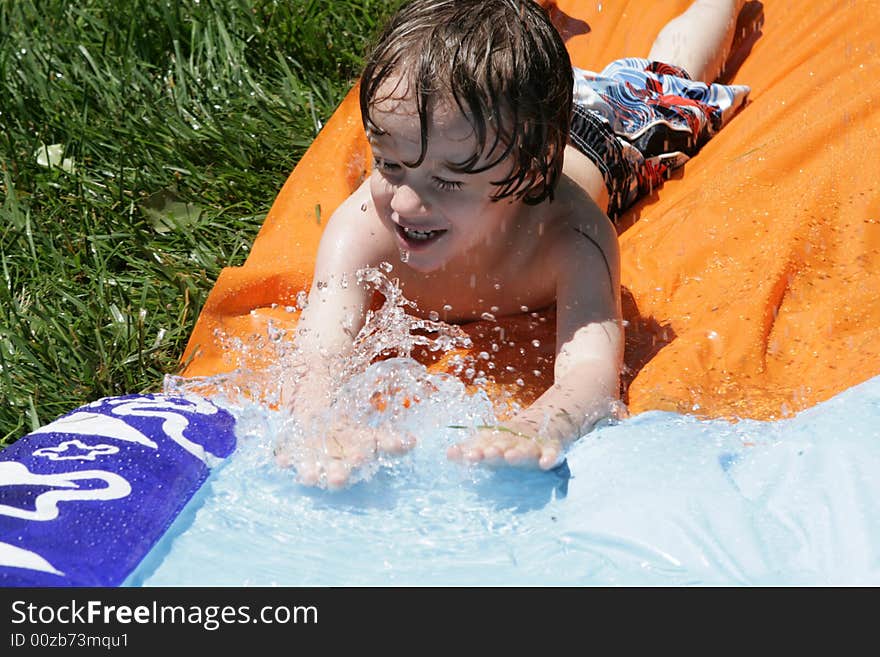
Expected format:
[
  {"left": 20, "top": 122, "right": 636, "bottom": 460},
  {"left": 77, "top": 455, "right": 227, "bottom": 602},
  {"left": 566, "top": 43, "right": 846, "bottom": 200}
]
[
  {"left": 345, "top": 265, "right": 473, "bottom": 379},
  {"left": 164, "top": 265, "right": 491, "bottom": 488}
]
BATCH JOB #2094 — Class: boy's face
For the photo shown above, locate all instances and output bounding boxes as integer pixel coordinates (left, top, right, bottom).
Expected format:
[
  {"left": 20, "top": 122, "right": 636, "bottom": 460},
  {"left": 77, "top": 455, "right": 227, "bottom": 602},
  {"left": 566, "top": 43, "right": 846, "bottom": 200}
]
[{"left": 367, "top": 78, "right": 520, "bottom": 273}]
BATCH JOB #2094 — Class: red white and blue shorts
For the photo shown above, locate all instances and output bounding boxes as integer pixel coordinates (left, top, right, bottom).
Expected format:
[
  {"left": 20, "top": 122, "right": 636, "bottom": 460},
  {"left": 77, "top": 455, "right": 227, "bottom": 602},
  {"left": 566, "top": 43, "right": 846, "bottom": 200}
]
[{"left": 569, "top": 58, "right": 750, "bottom": 220}]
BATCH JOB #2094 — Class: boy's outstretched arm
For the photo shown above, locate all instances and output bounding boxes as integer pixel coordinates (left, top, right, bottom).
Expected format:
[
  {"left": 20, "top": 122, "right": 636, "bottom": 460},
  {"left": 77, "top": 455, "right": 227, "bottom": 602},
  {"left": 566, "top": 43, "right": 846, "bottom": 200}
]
[
  {"left": 285, "top": 184, "right": 376, "bottom": 391},
  {"left": 277, "top": 182, "right": 412, "bottom": 488},
  {"left": 448, "top": 216, "right": 624, "bottom": 470}
]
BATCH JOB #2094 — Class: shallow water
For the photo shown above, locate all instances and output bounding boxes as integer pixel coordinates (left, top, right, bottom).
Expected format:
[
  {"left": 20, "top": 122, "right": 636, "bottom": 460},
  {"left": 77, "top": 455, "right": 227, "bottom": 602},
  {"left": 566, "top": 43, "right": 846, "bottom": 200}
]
[
  {"left": 128, "top": 269, "right": 880, "bottom": 586},
  {"left": 128, "top": 373, "right": 880, "bottom": 586}
]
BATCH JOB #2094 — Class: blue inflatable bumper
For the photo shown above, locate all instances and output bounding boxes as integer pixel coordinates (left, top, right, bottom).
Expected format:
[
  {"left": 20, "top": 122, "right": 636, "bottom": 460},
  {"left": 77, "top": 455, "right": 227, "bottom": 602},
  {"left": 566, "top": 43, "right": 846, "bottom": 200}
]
[{"left": 0, "top": 395, "right": 236, "bottom": 587}]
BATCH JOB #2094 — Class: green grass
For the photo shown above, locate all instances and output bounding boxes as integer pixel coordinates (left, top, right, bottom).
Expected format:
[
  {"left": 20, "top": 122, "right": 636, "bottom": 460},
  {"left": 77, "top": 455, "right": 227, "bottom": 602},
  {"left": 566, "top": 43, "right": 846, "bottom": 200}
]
[{"left": 0, "top": 0, "right": 401, "bottom": 446}]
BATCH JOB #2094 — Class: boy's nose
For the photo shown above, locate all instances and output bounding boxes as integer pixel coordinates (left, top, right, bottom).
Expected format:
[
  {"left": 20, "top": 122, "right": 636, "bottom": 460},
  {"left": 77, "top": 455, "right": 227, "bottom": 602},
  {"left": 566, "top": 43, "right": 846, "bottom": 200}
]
[{"left": 390, "top": 183, "right": 428, "bottom": 217}]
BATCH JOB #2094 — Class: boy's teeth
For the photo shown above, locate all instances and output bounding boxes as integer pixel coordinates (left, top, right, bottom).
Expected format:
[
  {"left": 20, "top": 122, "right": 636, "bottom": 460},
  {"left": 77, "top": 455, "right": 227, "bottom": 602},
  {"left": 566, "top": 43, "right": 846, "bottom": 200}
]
[{"left": 404, "top": 228, "right": 438, "bottom": 240}]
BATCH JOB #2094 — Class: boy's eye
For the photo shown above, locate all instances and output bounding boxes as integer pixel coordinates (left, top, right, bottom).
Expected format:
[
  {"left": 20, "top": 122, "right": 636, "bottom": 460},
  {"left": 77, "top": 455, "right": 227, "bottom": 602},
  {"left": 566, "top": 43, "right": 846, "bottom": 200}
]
[
  {"left": 433, "top": 176, "right": 463, "bottom": 192},
  {"left": 373, "top": 157, "right": 400, "bottom": 172}
]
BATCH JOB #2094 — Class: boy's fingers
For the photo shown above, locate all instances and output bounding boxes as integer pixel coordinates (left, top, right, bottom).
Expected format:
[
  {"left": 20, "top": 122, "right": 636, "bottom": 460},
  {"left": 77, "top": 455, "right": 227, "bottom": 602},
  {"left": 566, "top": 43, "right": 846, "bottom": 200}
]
[
  {"left": 538, "top": 446, "right": 562, "bottom": 470},
  {"left": 377, "top": 434, "right": 396, "bottom": 453},
  {"left": 296, "top": 462, "right": 321, "bottom": 487},
  {"left": 449, "top": 431, "right": 562, "bottom": 470},
  {"left": 447, "top": 442, "right": 483, "bottom": 462},
  {"left": 378, "top": 431, "right": 416, "bottom": 454},
  {"left": 504, "top": 440, "right": 543, "bottom": 466},
  {"left": 274, "top": 448, "right": 292, "bottom": 469},
  {"left": 325, "top": 461, "right": 352, "bottom": 490},
  {"left": 462, "top": 447, "right": 484, "bottom": 463},
  {"left": 503, "top": 445, "right": 529, "bottom": 466},
  {"left": 481, "top": 443, "right": 504, "bottom": 462}
]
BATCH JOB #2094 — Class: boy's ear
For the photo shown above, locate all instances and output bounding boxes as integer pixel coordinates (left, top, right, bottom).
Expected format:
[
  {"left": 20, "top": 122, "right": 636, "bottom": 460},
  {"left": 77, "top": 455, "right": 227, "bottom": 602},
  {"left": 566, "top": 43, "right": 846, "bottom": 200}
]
[
  {"left": 518, "top": 160, "right": 547, "bottom": 204},
  {"left": 532, "top": 147, "right": 557, "bottom": 185},
  {"left": 521, "top": 145, "right": 560, "bottom": 204},
  {"left": 531, "top": 155, "right": 548, "bottom": 184}
]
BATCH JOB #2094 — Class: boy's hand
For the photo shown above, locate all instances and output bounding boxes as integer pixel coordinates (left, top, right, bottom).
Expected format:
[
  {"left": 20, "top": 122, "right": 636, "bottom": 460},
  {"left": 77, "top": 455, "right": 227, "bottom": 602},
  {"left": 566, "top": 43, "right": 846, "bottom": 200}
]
[
  {"left": 275, "top": 420, "right": 416, "bottom": 490},
  {"left": 447, "top": 425, "right": 564, "bottom": 471}
]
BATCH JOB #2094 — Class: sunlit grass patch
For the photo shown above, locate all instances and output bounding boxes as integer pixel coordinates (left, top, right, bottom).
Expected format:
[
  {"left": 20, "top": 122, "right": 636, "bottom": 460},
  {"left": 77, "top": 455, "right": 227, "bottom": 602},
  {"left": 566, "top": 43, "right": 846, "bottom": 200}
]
[{"left": 0, "top": 0, "right": 400, "bottom": 445}]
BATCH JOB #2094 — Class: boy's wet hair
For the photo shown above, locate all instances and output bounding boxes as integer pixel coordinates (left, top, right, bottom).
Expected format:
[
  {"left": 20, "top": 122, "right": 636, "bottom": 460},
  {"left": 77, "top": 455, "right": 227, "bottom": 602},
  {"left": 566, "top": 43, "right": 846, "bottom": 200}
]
[{"left": 360, "top": 0, "right": 573, "bottom": 205}]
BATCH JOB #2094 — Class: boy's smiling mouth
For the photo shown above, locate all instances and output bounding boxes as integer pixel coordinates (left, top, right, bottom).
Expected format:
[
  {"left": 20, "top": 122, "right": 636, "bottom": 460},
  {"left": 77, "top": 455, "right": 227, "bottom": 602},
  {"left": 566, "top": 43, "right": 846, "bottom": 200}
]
[{"left": 395, "top": 223, "right": 448, "bottom": 248}]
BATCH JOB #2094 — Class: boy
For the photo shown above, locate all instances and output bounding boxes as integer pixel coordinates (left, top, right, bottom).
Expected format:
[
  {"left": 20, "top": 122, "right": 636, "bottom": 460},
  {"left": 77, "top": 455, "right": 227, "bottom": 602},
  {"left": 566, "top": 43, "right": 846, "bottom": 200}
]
[{"left": 283, "top": 0, "right": 750, "bottom": 488}]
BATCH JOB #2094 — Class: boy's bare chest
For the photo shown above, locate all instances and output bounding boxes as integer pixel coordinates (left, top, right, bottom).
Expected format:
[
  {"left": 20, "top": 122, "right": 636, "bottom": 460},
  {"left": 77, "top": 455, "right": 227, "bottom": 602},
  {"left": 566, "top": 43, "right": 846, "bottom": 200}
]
[{"left": 392, "top": 257, "right": 557, "bottom": 322}]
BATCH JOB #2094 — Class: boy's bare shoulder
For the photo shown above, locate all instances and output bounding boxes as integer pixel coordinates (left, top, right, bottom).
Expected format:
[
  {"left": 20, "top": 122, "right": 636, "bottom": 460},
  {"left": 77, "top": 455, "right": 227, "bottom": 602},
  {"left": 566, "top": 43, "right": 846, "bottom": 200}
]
[
  {"left": 318, "top": 180, "right": 396, "bottom": 267},
  {"left": 327, "top": 180, "right": 376, "bottom": 231},
  {"left": 544, "top": 174, "right": 620, "bottom": 275}
]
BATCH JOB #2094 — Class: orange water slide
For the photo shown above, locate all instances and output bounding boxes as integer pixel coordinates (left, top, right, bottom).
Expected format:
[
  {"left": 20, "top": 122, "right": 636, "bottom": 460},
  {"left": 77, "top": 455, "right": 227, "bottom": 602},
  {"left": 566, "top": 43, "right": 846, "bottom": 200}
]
[{"left": 181, "top": 0, "right": 880, "bottom": 421}]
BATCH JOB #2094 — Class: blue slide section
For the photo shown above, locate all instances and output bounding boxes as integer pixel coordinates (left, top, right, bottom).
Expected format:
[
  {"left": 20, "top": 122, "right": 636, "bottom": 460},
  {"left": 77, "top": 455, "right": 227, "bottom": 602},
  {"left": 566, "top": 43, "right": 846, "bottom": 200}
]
[
  {"left": 4, "top": 377, "right": 880, "bottom": 586},
  {"left": 0, "top": 394, "right": 236, "bottom": 587}
]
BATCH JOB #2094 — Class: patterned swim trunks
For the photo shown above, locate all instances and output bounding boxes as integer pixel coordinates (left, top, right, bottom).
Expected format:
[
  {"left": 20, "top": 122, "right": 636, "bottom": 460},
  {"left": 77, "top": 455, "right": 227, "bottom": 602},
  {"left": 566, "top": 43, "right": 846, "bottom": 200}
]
[{"left": 569, "top": 57, "right": 750, "bottom": 220}]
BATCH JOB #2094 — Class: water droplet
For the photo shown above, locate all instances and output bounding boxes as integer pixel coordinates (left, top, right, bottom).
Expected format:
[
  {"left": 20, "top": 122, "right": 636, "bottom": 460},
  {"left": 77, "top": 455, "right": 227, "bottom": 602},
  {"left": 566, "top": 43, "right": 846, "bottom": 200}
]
[
  {"left": 428, "top": 310, "right": 440, "bottom": 321},
  {"left": 493, "top": 283, "right": 501, "bottom": 290},
  {"left": 442, "top": 304, "right": 453, "bottom": 312},
  {"left": 480, "top": 312, "right": 496, "bottom": 322},
  {"left": 520, "top": 305, "right": 529, "bottom": 313},
  {"left": 490, "top": 306, "right": 499, "bottom": 313},
  {"left": 380, "top": 261, "right": 393, "bottom": 273},
  {"left": 399, "top": 249, "right": 410, "bottom": 263},
  {"left": 531, "top": 339, "right": 541, "bottom": 348}
]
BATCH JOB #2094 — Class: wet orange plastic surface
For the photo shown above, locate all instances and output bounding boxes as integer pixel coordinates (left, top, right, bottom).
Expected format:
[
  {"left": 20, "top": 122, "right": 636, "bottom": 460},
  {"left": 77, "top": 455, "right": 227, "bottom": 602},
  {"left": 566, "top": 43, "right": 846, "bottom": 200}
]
[{"left": 181, "top": 0, "right": 880, "bottom": 421}]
